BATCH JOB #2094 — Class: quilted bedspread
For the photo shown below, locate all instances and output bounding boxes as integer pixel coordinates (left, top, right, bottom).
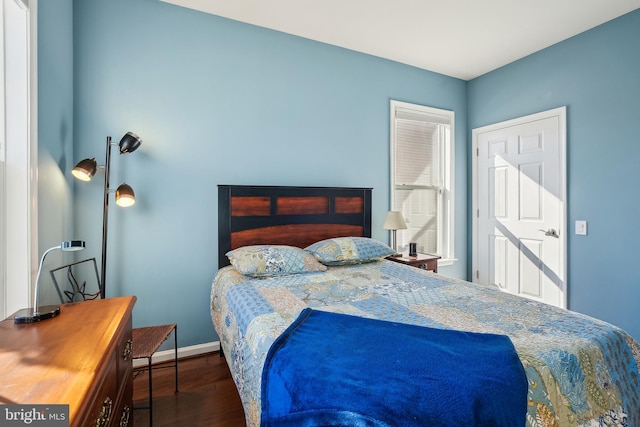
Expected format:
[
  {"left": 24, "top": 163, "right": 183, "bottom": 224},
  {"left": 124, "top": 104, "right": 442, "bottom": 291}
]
[{"left": 211, "top": 260, "right": 640, "bottom": 427}]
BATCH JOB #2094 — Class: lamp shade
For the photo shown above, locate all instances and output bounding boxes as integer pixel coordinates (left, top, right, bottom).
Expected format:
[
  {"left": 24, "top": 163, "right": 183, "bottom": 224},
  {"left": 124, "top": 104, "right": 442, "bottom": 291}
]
[
  {"left": 62, "top": 240, "right": 86, "bottom": 251},
  {"left": 116, "top": 183, "right": 135, "bottom": 207},
  {"left": 71, "top": 158, "right": 98, "bottom": 181},
  {"left": 383, "top": 211, "right": 408, "bottom": 231},
  {"left": 119, "top": 132, "right": 142, "bottom": 154}
]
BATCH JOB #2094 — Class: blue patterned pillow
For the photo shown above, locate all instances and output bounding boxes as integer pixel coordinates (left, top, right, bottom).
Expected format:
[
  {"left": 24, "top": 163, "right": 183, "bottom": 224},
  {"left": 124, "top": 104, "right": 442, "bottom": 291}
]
[
  {"left": 305, "top": 237, "right": 395, "bottom": 265},
  {"left": 226, "top": 245, "right": 327, "bottom": 276}
]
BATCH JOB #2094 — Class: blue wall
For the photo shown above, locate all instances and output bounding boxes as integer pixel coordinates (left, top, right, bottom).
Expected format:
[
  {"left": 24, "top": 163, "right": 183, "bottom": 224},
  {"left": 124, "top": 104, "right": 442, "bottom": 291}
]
[
  {"left": 37, "top": 0, "right": 75, "bottom": 301},
  {"left": 38, "top": 0, "right": 639, "bottom": 346},
  {"left": 468, "top": 10, "right": 640, "bottom": 340},
  {"left": 62, "top": 0, "right": 468, "bottom": 347}
]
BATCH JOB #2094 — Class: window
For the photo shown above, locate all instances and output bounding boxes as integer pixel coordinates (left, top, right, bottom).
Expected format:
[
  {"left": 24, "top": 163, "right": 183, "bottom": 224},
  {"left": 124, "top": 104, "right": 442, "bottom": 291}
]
[
  {"left": 1, "top": 0, "right": 37, "bottom": 319},
  {"left": 390, "top": 100, "right": 454, "bottom": 263},
  {"left": 0, "top": 0, "right": 5, "bottom": 319}
]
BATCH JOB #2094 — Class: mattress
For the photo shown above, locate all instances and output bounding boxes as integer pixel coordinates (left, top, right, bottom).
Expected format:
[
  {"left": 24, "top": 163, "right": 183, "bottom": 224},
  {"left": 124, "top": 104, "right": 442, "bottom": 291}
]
[{"left": 211, "top": 260, "right": 640, "bottom": 427}]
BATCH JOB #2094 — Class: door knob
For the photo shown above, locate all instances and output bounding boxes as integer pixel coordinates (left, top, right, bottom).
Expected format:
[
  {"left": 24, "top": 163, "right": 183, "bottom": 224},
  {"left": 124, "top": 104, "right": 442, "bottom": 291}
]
[{"left": 538, "top": 228, "right": 559, "bottom": 238}]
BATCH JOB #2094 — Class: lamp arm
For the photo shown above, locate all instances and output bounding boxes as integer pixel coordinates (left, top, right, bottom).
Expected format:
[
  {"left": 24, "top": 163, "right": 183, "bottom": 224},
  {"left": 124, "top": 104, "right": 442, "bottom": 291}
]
[{"left": 33, "top": 245, "right": 62, "bottom": 313}]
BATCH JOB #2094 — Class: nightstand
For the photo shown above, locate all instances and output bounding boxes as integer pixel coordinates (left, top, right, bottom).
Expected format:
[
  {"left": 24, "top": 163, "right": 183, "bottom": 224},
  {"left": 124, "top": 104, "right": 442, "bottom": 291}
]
[{"left": 386, "top": 253, "right": 441, "bottom": 273}]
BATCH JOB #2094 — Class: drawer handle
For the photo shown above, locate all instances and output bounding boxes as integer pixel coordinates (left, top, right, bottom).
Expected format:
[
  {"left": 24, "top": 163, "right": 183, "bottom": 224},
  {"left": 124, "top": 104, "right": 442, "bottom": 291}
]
[
  {"left": 119, "top": 405, "right": 131, "bottom": 427},
  {"left": 96, "top": 397, "right": 112, "bottom": 427},
  {"left": 123, "top": 339, "right": 133, "bottom": 361}
]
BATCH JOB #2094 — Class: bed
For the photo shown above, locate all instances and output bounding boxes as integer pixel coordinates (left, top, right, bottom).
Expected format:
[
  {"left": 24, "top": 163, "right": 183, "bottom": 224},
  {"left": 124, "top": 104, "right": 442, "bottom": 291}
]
[{"left": 212, "top": 185, "right": 640, "bottom": 427}]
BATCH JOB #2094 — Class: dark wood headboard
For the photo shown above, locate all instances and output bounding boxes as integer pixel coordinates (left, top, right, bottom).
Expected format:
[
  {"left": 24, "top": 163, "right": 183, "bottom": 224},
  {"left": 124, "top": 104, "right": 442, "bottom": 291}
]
[{"left": 218, "top": 185, "right": 372, "bottom": 267}]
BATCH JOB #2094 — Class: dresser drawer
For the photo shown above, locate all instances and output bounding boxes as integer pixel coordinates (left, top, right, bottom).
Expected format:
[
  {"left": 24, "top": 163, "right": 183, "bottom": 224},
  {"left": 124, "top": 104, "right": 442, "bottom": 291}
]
[
  {"left": 114, "top": 313, "right": 133, "bottom": 427},
  {"left": 113, "top": 375, "right": 133, "bottom": 427},
  {"left": 84, "top": 363, "right": 134, "bottom": 427},
  {"left": 84, "top": 351, "right": 119, "bottom": 427},
  {"left": 117, "top": 315, "right": 134, "bottom": 385}
]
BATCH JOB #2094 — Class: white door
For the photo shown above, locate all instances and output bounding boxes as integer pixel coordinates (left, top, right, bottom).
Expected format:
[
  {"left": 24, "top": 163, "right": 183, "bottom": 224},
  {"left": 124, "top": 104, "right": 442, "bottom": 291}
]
[{"left": 472, "top": 107, "right": 566, "bottom": 308}]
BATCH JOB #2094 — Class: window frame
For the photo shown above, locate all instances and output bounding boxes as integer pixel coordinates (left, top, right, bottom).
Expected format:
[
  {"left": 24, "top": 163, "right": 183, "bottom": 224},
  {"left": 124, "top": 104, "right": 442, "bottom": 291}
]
[
  {"left": 1, "top": 0, "right": 38, "bottom": 320},
  {"left": 389, "top": 100, "right": 455, "bottom": 265}
]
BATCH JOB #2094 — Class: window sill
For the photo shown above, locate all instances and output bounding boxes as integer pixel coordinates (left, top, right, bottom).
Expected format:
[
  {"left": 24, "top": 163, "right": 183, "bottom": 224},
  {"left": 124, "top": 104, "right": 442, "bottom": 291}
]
[{"left": 437, "top": 257, "right": 457, "bottom": 267}]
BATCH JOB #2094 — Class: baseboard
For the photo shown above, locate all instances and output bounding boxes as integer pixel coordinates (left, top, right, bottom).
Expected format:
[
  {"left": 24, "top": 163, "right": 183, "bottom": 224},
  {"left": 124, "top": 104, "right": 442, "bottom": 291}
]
[{"left": 133, "top": 341, "right": 220, "bottom": 368}]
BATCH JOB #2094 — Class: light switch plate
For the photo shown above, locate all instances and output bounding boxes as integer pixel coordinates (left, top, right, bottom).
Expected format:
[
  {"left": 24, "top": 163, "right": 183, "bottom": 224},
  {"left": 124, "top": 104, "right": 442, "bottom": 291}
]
[{"left": 575, "top": 220, "right": 587, "bottom": 235}]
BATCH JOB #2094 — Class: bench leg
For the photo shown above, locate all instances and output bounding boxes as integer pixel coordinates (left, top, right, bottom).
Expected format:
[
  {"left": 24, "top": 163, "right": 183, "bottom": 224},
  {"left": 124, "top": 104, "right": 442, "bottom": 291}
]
[
  {"left": 174, "top": 325, "right": 178, "bottom": 393},
  {"left": 147, "top": 357, "right": 153, "bottom": 426}
]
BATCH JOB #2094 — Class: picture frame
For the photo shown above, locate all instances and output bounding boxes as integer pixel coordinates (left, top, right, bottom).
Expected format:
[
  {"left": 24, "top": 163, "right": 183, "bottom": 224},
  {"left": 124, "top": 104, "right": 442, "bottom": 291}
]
[{"left": 49, "top": 257, "right": 101, "bottom": 303}]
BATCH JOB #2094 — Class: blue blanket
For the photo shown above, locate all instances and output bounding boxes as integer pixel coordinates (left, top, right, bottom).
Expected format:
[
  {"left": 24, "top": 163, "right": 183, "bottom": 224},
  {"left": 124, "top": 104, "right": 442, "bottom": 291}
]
[{"left": 261, "top": 308, "right": 527, "bottom": 427}]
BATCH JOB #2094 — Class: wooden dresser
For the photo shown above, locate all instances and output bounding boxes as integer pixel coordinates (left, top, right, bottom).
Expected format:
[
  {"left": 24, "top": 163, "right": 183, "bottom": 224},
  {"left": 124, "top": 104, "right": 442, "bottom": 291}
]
[{"left": 0, "top": 296, "right": 136, "bottom": 427}]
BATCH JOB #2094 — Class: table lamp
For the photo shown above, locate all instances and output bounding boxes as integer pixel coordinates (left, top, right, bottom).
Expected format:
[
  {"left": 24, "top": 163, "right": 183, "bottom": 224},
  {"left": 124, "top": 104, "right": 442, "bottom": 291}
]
[
  {"left": 383, "top": 211, "right": 407, "bottom": 255},
  {"left": 13, "top": 240, "right": 86, "bottom": 324}
]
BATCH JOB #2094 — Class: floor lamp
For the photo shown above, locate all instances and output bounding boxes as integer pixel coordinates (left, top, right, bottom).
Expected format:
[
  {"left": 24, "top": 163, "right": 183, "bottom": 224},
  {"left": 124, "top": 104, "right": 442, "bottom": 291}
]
[{"left": 72, "top": 132, "right": 142, "bottom": 298}]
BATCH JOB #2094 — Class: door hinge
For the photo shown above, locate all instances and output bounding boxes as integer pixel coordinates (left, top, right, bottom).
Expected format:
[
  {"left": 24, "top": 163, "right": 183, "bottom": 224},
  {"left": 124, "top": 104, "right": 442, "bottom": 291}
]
[
  {"left": 477, "top": 209, "right": 479, "bottom": 218},
  {"left": 476, "top": 147, "right": 479, "bottom": 156},
  {"left": 476, "top": 270, "right": 479, "bottom": 279}
]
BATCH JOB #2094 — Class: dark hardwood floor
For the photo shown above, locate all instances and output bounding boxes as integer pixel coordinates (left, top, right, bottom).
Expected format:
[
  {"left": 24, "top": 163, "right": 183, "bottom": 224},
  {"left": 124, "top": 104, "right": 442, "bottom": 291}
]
[{"left": 132, "top": 351, "right": 246, "bottom": 426}]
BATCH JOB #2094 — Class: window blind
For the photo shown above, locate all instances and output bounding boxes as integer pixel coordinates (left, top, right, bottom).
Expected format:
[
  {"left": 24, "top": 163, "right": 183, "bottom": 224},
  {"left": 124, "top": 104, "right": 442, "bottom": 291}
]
[{"left": 394, "top": 119, "right": 440, "bottom": 188}]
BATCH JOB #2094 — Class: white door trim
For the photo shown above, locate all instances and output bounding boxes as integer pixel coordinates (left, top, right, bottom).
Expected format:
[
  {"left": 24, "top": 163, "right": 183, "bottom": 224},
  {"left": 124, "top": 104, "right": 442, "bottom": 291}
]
[{"left": 472, "top": 106, "right": 567, "bottom": 308}]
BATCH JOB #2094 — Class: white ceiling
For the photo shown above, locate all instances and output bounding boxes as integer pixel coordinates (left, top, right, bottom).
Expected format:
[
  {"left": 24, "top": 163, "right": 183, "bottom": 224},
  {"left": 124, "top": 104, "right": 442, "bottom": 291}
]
[{"left": 161, "top": 0, "right": 640, "bottom": 80}]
